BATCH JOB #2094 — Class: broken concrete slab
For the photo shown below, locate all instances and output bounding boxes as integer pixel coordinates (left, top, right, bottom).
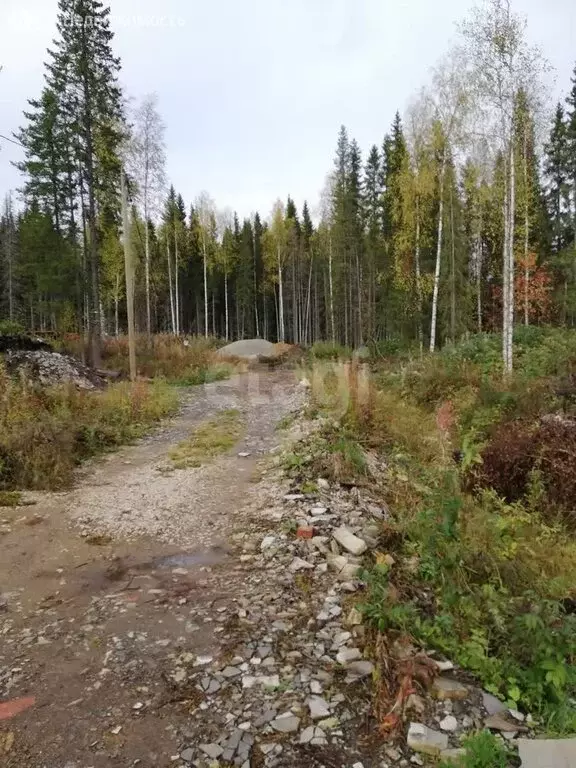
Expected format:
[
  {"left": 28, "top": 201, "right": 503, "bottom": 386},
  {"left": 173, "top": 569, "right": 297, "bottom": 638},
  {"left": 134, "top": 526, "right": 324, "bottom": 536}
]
[
  {"left": 407, "top": 722, "right": 449, "bottom": 756},
  {"left": 333, "top": 526, "right": 368, "bottom": 556},
  {"left": 518, "top": 738, "right": 576, "bottom": 768}
]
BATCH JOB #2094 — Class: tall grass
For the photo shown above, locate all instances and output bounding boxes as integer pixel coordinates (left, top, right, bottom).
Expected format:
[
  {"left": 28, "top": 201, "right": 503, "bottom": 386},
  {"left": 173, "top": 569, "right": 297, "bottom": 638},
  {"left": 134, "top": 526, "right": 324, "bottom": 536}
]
[
  {"left": 63, "top": 333, "right": 234, "bottom": 383},
  {"left": 0, "top": 365, "right": 178, "bottom": 490}
]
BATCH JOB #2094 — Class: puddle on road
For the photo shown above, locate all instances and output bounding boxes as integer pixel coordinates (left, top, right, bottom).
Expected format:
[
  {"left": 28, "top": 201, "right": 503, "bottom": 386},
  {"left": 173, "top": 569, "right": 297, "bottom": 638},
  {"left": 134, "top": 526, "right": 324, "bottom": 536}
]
[{"left": 151, "top": 546, "right": 228, "bottom": 569}]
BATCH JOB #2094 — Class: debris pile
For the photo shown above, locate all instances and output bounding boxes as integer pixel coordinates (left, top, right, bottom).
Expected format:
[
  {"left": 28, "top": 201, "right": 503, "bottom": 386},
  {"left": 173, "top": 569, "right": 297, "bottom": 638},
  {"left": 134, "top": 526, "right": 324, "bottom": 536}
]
[{"left": 4, "top": 350, "right": 107, "bottom": 390}]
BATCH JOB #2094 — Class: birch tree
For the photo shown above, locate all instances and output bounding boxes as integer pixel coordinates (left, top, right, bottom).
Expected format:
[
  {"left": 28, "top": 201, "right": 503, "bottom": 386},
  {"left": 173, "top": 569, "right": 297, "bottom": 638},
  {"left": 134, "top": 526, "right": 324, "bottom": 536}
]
[
  {"left": 129, "top": 94, "right": 166, "bottom": 335},
  {"left": 426, "top": 50, "right": 471, "bottom": 352},
  {"left": 263, "top": 200, "right": 288, "bottom": 343},
  {"left": 196, "top": 192, "right": 217, "bottom": 337},
  {"left": 460, "top": 0, "right": 548, "bottom": 371}
]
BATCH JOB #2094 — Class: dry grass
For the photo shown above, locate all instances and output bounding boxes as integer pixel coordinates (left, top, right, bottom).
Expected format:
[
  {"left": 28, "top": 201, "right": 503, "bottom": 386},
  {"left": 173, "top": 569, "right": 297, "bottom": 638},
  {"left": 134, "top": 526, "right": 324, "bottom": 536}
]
[
  {"left": 63, "top": 333, "right": 235, "bottom": 383},
  {"left": 0, "top": 364, "right": 178, "bottom": 490},
  {"left": 169, "top": 409, "right": 244, "bottom": 469}
]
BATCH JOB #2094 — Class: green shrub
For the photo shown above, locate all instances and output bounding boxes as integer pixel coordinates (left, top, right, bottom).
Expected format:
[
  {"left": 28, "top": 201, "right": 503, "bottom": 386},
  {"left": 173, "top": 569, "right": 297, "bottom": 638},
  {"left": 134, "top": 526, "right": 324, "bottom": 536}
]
[
  {"left": 0, "top": 320, "right": 26, "bottom": 335},
  {"left": 310, "top": 341, "right": 351, "bottom": 360}
]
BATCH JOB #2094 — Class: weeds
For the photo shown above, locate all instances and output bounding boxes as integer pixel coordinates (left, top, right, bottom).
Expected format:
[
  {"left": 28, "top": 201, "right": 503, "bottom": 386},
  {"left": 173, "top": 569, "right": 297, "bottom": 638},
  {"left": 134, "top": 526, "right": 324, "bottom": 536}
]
[
  {"left": 439, "top": 730, "right": 509, "bottom": 768},
  {"left": 0, "top": 365, "right": 178, "bottom": 490},
  {"left": 294, "top": 331, "right": 576, "bottom": 733},
  {"left": 0, "top": 490, "right": 23, "bottom": 507},
  {"left": 309, "top": 341, "right": 352, "bottom": 361},
  {"left": 169, "top": 409, "right": 244, "bottom": 469},
  {"left": 63, "top": 333, "right": 231, "bottom": 384}
]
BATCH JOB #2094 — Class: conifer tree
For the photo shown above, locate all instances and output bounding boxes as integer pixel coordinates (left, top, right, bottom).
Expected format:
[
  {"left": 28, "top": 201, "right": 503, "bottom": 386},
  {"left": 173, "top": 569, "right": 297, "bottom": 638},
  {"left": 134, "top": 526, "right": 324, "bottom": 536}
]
[{"left": 19, "top": 0, "right": 127, "bottom": 362}]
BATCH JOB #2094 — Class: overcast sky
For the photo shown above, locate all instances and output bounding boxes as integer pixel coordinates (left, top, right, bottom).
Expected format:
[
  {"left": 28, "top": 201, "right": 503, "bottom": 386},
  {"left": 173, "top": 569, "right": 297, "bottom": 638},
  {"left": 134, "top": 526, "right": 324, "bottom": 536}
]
[{"left": 1, "top": 0, "right": 575, "bottom": 219}]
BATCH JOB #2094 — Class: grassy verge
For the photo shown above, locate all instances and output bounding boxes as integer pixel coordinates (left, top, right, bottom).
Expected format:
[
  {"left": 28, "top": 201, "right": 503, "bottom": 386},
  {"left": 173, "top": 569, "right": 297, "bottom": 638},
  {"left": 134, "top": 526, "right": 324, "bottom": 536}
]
[
  {"left": 0, "top": 365, "right": 178, "bottom": 490},
  {"left": 294, "top": 331, "right": 576, "bottom": 735},
  {"left": 169, "top": 409, "right": 244, "bottom": 468}
]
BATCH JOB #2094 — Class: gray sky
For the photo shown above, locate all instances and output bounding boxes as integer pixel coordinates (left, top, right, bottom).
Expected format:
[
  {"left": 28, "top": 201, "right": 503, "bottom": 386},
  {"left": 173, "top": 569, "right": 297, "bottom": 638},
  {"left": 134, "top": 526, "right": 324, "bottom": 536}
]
[{"left": 1, "top": 0, "right": 575, "bottom": 219}]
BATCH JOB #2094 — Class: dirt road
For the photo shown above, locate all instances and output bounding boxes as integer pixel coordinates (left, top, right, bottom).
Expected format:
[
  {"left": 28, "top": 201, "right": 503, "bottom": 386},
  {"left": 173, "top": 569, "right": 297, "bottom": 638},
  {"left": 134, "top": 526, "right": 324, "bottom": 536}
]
[{"left": 0, "top": 370, "right": 307, "bottom": 768}]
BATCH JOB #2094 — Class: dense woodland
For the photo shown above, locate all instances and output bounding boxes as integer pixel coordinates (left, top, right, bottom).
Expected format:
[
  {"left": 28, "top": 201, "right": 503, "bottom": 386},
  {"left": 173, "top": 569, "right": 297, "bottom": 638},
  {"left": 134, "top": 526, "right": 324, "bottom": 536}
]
[{"left": 1, "top": 0, "right": 576, "bottom": 370}]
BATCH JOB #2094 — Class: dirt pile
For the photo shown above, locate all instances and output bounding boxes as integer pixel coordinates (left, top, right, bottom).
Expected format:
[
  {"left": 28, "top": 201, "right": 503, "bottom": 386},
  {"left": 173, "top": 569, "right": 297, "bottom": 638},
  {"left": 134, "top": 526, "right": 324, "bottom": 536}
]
[{"left": 4, "top": 350, "right": 107, "bottom": 390}]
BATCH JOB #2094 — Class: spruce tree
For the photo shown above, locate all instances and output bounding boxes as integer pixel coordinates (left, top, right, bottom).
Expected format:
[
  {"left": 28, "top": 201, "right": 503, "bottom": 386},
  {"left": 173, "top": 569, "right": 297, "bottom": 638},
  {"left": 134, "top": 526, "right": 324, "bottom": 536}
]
[
  {"left": 566, "top": 63, "right": 576, "bottom": 252},
  {"left": 543, "top": 103, "right": 570, "bottom": 253},
  {"left": 46, "top": 0, "right": 124, "bottom": 362},
  {"left": 380, "top": 113, "right": 409, "bottom": 338}
]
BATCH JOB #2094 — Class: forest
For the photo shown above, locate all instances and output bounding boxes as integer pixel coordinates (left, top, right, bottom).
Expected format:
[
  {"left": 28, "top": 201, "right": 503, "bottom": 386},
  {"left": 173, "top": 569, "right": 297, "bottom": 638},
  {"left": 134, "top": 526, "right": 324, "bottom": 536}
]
[{"left": 0, "top": 0, "right": 575, "bottom": 374}]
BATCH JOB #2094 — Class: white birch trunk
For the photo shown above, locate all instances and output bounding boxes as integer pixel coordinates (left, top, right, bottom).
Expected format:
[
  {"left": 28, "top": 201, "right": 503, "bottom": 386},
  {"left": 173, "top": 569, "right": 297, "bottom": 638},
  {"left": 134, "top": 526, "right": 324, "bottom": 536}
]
[{"left": 429, "top": 155, "right": 446, "bottom": 352}]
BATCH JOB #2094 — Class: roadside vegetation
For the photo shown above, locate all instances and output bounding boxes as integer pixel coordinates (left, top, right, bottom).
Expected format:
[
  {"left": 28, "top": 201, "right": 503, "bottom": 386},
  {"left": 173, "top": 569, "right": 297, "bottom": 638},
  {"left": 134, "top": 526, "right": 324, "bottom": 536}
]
[
  {"left": 0, "top": 365, "right": 178, "bottom": 491},
  {"left": 169, "top": 409, "right": 244, "bottom": 469},
  {"left": 290, "top": 327, "right": 576, "bottom": 739},
  {"left": 62, "top": 333, "right": 235, "bottom": 384}
]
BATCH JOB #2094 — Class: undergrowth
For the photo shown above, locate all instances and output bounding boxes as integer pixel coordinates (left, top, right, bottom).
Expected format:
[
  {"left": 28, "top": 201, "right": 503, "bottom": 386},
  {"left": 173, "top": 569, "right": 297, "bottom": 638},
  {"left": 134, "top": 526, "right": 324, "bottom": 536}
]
[
  {"left": 63, "top": 333, "right": 233, "bottom": 384},
  {"left": 0, "top": 365, "right": 178, "bottom": 490},
  {"left": 295, "top": 332, "right": 576, "bottom": 734},
  {"left": 169, "top": 409, "right": 244, "bottom": 468},
  {"left": 0, "top": 490, "right": 23, "bottom": 507}
]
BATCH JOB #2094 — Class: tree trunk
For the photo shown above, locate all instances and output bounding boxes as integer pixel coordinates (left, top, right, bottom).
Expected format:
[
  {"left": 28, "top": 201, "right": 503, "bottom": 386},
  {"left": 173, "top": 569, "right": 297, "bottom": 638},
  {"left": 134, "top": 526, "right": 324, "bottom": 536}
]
[
  {"left": 355, "top": 246, "right": 363, "bottom": 347},
  {"left": 278, "top": 246, "right": 285, "bottom": 343},
  {"left": 121, "top": 169, "right": 137, "bottom": 381},
  {"left": 253, "top": 230, "right": 260, "bottom": 337},
  {"left": 502, "top": 146, "right": 510, "bottom": 370},
  {"left": 415, "top": 197, "right": 423, "bottom": 350},
  {"left": 430, "top": 154, "right": 446, "bottom": 352},
  {"left": 81, "top": 71, "right": 102, "bottom": 368},
  {"left": 502, "top": 134, "right": 515, "bottom": 374},
  {"left": 304, "top": 253, "right": 313, "bottom": 346},
  {"left": 476, "top": 233, "right": 483, "bottom": 333},
  {"left": 145, "top": 216, "right": 151, "bottom": 336},
  {"left": 202, "top": 234, "right": 209, "bottom": 338},
  {"left": 507, "top": 138, "right": 516, "bottom": 370},
  {"left": 523, "top": 127, "right": 530, "bottom": 326},
  {"left": 174, "top": 227, "right": 180, "bottom": 335},
  {"left": 115, "top": 270, "right": 120, "bottom": 337},
  {"left": 328, "top": 234, "right": 336, "bottom": 343},
  {"left": 167, "top": 240, "right": 175, "bottom": 334},
  {"left": 291, "top": 251, "right": 298, "bottom": 344},
  {"left": 450, "top": 185, "right": 456, "bottom": 343},
  {"left": 224, "top": 270, "right": 229, "bottom": 341}
]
